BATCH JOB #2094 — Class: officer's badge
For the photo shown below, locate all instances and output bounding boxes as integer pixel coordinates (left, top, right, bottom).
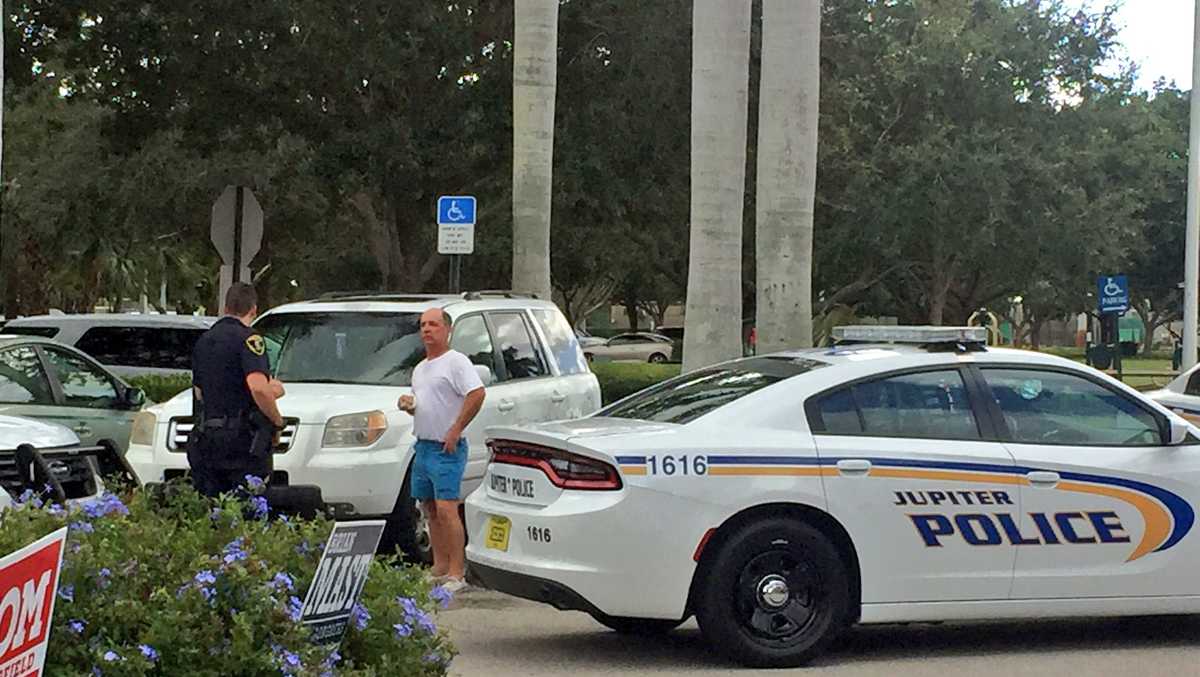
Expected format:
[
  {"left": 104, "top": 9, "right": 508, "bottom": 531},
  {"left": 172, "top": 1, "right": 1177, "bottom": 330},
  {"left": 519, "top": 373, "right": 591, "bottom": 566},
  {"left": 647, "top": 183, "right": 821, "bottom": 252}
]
[{"left": 246, "top": 335, "right": 266, "bottom": 356}]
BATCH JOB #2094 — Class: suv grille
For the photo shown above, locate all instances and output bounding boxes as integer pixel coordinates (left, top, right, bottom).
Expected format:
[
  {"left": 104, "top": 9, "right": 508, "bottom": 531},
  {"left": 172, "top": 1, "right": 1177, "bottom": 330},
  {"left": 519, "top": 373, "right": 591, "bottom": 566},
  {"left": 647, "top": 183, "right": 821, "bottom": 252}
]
[
  {"left": 168, "top": 417, "right": 299, "bottom": 454},
  {"left": 0, "top": 446, "right": 101, "bottom": 500}
]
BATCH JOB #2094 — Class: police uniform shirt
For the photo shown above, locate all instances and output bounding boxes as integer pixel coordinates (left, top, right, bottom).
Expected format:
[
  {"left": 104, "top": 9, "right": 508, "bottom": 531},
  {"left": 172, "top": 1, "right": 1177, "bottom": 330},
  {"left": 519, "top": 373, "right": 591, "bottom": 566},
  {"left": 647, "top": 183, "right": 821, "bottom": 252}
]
[{"left": 192, "top": 317, "right": 270, "bottom": 419}]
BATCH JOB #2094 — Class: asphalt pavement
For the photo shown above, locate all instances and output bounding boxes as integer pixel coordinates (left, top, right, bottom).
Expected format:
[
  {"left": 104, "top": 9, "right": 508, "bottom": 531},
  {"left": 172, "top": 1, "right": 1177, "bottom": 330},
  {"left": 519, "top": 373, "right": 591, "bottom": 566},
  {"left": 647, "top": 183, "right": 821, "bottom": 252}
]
[{"left": 441, "top": 588, "right": 1200, "bottom": 677}]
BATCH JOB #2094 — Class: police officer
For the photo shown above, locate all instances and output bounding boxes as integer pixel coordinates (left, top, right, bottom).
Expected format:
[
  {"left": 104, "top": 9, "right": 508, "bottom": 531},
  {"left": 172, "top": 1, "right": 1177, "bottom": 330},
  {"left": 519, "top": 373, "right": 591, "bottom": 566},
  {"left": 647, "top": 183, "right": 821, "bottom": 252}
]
[{"left": 187, "top": 282, "right": 285, "bottom": 497}]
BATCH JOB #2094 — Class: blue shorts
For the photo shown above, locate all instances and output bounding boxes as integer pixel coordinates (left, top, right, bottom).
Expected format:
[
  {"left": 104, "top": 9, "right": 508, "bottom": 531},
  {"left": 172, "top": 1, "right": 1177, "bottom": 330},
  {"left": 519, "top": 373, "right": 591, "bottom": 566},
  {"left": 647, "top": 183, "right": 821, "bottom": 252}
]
[{"left": 410, "top": 438, "right": 468, "bottom": 501}]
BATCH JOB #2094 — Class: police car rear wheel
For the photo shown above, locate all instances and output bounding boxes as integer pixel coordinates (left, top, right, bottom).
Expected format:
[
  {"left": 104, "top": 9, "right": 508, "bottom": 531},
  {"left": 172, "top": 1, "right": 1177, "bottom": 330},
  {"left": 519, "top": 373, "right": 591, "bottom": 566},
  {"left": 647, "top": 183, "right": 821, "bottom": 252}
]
[
  {"left": 588, "top": 612, "right": 683, "bottom": 635},
  {"left": 696, "top": 518, "right": 850, "bottom": 668}
]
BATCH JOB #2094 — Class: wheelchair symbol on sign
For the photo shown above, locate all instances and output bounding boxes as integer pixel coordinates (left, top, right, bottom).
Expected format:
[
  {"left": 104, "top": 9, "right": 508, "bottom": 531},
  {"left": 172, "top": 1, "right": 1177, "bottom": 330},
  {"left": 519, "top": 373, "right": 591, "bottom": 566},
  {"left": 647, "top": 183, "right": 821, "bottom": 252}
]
[
  {"left": 1103, "top": 278, "right": 1123, "bottom": 296},
  {"left": 446, "top": 201, "right": 466, "bottom": 222}
]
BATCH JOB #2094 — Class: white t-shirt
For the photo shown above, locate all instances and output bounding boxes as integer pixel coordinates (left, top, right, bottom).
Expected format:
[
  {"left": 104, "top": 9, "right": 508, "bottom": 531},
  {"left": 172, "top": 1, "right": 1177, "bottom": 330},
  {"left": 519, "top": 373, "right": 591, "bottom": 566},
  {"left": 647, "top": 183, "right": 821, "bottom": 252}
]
[{"left": 411, "top": 350, "right": 484, "bottom": 442}]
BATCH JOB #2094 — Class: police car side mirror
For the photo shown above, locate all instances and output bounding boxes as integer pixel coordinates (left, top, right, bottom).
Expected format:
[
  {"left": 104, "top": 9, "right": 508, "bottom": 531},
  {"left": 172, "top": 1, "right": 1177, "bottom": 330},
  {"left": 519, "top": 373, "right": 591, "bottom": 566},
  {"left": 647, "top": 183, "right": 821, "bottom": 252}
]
[
  {"left": 1168, "top": 418, "right": 1192, "bottom": 446},
  {"left": 475, "top": 364, "right": 495, "bottom": 387}
]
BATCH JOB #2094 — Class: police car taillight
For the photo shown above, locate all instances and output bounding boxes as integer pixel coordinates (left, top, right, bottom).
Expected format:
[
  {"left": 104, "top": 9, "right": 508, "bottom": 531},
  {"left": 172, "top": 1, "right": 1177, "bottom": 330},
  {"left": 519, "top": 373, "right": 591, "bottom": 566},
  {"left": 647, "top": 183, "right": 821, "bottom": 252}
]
[{"left": 487, "top": 440, "right": 623, "bottom": 491}]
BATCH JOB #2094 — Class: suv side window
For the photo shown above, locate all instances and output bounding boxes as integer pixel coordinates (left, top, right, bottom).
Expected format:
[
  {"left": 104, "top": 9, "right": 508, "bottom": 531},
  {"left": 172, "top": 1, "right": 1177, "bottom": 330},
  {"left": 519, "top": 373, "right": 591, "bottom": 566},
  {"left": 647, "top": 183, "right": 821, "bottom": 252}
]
[
  {"left": 0, "top": 347, "right": 54, "bottom": 404},
  {"left": 811, "top": 369, "right": 980, "bottom": 440},
  {"left": 531, "top": 308, "right": 588, "bottom": 376},
  {"left": 982, "top": 368, "right": 1162, "bottom": 446},
  {"left": 450, "top": 315, "right": 500, "bottom": 383},
  {"left": 76, "top": 326, "right": 203, "bottom": 369},
  {"left": 487, "top": 312, "right": 549, "bottom": 381},
  {"left": 43, "top": 349, "right": 120, "bottom": 408}
]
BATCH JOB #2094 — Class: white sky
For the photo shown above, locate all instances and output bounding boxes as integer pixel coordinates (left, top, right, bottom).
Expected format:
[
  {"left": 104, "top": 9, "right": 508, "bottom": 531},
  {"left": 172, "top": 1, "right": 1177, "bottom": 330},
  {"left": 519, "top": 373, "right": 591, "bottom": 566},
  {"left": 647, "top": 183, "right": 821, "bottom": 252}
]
[{"left": 1067, "top": 0, "right": 1195, "bottom": 90}]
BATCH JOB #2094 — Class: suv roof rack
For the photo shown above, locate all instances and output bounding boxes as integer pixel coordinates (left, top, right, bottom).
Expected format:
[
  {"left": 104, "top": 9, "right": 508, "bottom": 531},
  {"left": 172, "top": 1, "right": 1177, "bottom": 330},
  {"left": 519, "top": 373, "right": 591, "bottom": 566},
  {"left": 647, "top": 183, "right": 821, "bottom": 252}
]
[
  {"left": 830, "top": 325, "right": 988, "bottom": 353},
  {"left": 460, "top": 290, "right": 540, "bottom": 300},
  {"left": 311, "top": 291, "right": 455, "bottom": 303}
]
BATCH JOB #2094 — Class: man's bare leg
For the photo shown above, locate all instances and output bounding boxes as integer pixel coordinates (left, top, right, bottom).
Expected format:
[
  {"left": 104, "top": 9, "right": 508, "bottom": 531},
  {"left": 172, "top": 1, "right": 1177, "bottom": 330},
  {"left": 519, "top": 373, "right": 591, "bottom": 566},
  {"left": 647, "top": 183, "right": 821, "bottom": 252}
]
[
  {"left": 436, "top": 499, "right": 466, "bottom": 579},
  {"left": 422, "top": 499, "right": 448, "bottom": 577}
]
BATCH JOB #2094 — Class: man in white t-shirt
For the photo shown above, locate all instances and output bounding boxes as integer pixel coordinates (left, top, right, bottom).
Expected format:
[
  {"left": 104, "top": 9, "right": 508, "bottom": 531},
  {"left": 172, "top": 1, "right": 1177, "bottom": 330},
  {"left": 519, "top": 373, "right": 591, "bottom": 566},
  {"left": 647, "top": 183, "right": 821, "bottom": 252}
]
[{"left": 398, "top": 308, "right": 485, "bottom": 592}]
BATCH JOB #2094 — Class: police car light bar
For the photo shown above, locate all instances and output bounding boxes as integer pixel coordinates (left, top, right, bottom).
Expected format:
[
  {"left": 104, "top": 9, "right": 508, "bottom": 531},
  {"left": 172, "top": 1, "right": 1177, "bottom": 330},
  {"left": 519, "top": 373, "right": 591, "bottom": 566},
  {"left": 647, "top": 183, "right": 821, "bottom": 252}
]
[{"left": 831, "top": 325, "right": 989, "bottom": 344}]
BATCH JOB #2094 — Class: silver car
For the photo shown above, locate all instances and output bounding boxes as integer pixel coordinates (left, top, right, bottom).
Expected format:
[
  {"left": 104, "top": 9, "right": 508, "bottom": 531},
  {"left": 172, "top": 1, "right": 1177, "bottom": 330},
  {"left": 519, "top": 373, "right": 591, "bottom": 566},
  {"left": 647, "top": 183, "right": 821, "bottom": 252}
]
[{"left": 583, "top": 332, "right": 675, "bottom": 363}]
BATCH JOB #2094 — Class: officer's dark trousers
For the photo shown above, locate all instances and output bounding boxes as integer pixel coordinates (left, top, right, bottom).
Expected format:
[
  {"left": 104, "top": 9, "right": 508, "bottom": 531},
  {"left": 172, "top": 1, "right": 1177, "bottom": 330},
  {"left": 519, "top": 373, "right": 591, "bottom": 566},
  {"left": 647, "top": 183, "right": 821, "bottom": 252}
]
[{"left": 187, "top": 432, "right": 271, "bottom": 498}]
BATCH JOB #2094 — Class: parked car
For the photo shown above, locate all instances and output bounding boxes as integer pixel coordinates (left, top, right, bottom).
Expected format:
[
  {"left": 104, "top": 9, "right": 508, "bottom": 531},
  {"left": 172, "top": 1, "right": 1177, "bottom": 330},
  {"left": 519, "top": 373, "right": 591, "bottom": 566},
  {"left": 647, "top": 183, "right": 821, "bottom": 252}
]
[
  {"left": 583, "top": 332, "right": 674, "bottom": 363},
  {"left": 575, "top": 328, "right": 607, "bottom": 350},
  {"left": 124, "top": 291, "right": 602, "bottom": 561},
  {"left": 1145, "top": 363, "right": 1200, "bottom": 425},
  {"left": 0, "top": 336, "right": 147, "bottom": 450},
  {"left": 0, "top": 414, "right": 120, "bottom": 507},
  {"left": 0, "top": 313, "right": 216, "bottom": 379}
]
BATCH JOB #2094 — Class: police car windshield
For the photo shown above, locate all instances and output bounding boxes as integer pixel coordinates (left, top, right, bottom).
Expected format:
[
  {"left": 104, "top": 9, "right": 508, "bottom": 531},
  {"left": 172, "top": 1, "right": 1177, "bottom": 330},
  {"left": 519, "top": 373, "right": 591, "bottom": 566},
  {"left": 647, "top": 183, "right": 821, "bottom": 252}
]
[
  {"left": 596, "top": 356, "right": 828, "bottom": 424},
  {"left": 254, "top": 312, "right": 424, "bottom": 386}
]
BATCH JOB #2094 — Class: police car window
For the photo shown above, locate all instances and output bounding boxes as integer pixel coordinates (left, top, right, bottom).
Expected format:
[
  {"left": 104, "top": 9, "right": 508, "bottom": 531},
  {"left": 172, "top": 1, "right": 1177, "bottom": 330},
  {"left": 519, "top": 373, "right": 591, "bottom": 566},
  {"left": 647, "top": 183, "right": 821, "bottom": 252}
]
[
  {"left": 0, "top": 326, "right": 59, "bottom": 338},
  {"left": 982, "top": 368, "right": 1161, "bottom": 446},
  {"left": 0, "top": 347, "right": 54, "bottom": 404},
  {"left": 487, "top": 313, "right": 548, "bottom": 380},
  {"left": 597, "top": 356, "right": 828, "bottom": 424},
  {"left": 814, "top": 388, "right": 863, "bottom": 434},
  {"left": 253, "top": 312, "right": 424, "bottom": 386},
  {"left": 852, "top": 370, "right": 980, "bottom": 440},
  {"left": 450, "top": 315, "right": 499, "bottom": 380},
  {"left": 531, "top": 309, "right": 588, "bottom": 376},
  {"left": 43, "top": 349, "right": 119, "bottom": 408}
]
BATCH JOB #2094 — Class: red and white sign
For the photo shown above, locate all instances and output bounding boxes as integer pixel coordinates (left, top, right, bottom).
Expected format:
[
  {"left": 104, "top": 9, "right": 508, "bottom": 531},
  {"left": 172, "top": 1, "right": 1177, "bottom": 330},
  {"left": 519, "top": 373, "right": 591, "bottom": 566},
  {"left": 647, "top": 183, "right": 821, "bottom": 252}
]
[{"left": 0, "top": 529, "right": 67, "bottom": 677}]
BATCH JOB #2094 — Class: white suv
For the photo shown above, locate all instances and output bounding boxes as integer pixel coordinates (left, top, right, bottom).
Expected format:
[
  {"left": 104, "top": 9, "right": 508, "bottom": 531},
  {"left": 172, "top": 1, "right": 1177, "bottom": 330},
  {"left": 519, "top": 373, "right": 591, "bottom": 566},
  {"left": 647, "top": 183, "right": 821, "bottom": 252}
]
[{"left": 124, "top": 292, "right": 601, "bottom": 559}]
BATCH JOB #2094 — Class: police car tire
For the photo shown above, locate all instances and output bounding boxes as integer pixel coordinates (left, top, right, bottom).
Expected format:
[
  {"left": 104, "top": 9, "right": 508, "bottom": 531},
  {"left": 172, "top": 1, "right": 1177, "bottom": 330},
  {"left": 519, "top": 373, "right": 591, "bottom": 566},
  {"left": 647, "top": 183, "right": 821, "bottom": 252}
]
[
  {"left": 588, "top": 612, "right": 683, "bottom": 636},
  {"left": 695, "top": 518, "right": 850, "bottom": 668}
]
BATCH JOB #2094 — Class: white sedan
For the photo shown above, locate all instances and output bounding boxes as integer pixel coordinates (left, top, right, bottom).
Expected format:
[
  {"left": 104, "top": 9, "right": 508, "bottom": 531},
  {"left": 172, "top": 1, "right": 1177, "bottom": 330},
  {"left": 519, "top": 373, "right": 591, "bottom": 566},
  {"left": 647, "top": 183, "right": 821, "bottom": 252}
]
[{"left": 465, "top": 326, "right": 1200, "bottom": 667}]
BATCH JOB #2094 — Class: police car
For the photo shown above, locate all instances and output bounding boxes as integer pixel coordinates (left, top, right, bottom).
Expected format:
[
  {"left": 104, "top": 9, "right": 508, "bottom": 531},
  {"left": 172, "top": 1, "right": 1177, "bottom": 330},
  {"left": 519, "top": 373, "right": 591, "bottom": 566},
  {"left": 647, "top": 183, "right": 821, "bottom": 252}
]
[
  {"left": 465, "top": 326, "right": 1200, "bottom": 667},
  {"left": 1145, "top": 361, "right": 1200, "bottom": 425}
]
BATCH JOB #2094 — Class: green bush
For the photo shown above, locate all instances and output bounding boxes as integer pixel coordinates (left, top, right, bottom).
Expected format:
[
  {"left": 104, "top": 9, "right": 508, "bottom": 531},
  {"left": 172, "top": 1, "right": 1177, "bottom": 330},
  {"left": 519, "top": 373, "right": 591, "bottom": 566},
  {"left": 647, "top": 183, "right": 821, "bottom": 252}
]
[
  {"left": 128, "top": 374, "right": 193, "bottom": 404},
  {"left": 592, "top": 362, "right": 680, "bottom": 405},
  {"left": 0, "top": 485, "right": 454, "bottom": 676}
]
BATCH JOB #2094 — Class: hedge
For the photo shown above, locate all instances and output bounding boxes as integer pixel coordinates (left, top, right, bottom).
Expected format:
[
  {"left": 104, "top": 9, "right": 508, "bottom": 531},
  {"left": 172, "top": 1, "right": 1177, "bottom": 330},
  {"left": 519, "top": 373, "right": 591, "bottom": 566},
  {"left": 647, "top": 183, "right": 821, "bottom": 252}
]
[
  {"left": 128, "top": 364, "right": 681, "bottom": 409},
  {"left": 0, "top": 484, "right": 455, "bottom": 676}
]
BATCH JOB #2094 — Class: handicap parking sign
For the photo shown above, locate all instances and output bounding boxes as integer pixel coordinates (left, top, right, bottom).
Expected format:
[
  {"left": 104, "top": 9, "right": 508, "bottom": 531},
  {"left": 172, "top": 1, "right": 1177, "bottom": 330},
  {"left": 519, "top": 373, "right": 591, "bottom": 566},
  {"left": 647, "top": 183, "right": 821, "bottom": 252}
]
[
  {"left": 1097, "top": 275, "right": 1129, "bottom": 314},
  {"left": 437, "top": 196, "right": 476, "bottom": 225}
]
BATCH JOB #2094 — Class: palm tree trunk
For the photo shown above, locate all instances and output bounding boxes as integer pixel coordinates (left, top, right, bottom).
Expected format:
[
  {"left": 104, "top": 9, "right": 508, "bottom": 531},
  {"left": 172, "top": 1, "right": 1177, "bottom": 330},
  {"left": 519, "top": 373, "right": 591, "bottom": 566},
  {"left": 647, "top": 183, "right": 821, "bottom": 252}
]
[
  {"left": 756, "top": 0, "right": 820, "bottom": 352},
  {"left": 512, "top": 0, "right": 558, "bottom": 302},
  {"left": 682, "top": 0, "right": 753, "bottom": 373}
]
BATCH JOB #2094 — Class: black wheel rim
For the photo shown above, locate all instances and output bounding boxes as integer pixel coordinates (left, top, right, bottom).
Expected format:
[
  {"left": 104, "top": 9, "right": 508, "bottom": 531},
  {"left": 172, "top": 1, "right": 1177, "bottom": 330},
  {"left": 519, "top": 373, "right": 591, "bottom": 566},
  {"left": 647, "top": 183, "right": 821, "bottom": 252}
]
[{"left": 733, "top": 547, "right": 820, "bottom": 644}]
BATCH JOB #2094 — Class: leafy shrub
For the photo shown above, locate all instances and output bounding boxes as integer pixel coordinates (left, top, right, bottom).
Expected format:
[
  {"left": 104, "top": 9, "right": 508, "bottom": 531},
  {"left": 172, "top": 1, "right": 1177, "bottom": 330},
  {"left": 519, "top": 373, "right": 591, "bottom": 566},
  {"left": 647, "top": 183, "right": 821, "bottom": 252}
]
[
  {"left": 591, "top": 363, "right": 680, "bottom": 405},
  {"left": 126, "top": 374, "right": 193, "bottom": 405},
  {"left": 0, "top": 485, "right": 455, "bottom": 676}
]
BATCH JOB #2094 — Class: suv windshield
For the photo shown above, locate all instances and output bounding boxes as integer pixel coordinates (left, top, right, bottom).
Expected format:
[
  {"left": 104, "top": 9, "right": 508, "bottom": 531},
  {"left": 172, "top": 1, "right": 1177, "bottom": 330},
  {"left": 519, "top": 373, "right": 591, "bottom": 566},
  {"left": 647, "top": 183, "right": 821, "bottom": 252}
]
[
  {"left": 596, "top": 356, "right": 828, "bottom": 424},
  {"left": 255, "top": 312, "right": 423, "bottom": 386}
]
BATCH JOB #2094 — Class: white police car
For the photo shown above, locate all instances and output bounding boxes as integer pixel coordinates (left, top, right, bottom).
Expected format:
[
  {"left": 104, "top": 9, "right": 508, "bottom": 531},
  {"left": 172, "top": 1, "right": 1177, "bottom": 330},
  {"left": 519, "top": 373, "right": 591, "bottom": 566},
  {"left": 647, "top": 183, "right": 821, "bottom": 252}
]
[{"left": 465, "top": 326, "right": 1200, "bottom": 667}]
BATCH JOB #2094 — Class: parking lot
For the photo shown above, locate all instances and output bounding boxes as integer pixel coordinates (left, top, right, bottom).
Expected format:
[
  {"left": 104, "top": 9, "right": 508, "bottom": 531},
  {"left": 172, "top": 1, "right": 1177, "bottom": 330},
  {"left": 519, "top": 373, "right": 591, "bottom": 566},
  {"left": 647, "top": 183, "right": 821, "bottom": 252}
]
[{"left": 442, "top": 588, "right": 1200, "bottom": 677}]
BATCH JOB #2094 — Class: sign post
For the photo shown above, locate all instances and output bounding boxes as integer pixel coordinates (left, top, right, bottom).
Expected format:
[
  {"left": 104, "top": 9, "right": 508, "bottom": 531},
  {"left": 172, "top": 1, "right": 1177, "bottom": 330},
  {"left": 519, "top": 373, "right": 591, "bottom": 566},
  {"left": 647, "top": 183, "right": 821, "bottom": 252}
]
[
  {"left": 211, "top": 186, "right": 264, "bottom": 309},
  {"left": 1097, "top": 275, "right": 1130, "bottom": 379},
  {"left": 437, "top": 195, "right": 476, "bottom": 294}
]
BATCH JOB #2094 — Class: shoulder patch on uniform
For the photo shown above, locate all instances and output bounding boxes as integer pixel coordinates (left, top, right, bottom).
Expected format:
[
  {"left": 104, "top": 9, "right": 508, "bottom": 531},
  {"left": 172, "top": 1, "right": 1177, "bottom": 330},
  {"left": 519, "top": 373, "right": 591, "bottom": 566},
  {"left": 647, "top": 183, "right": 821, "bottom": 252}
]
[{"left": 246, "top": 335, "right": 265, "bottom": 356}]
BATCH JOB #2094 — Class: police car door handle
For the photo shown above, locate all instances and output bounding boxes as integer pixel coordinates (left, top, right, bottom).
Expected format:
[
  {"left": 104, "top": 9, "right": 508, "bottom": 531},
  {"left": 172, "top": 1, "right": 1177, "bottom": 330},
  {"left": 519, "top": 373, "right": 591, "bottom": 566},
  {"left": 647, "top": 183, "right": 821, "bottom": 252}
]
[
  {"left": 550, "top": 391, "right": 566, "bottom": 403},
  {"left": 836, "top": 459, "right": 872, "bottom": 476},
  {"left": 498, "top": 399, "right": 516, "bottom": 412},
  {"left": 1026, "top": 471, "right": 1060, "bottom": 488}
]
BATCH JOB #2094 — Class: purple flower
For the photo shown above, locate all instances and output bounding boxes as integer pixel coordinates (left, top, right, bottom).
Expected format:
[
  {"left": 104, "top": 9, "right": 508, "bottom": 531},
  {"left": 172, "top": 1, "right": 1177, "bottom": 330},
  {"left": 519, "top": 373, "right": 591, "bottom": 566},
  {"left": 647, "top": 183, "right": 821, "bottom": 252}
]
[
  {"left": 393, "top": 622, "right": 412, "bottom": 638},
  {"left": 351, "top": 602, "right": 370, "bottom": 631},
  {"left": 103, "top": 650, "right": 121, "bottom": 662},
  {"left": 47, "top": 503, "right": 66, "bottom": 517},
  {"left": 194, "top": 570, "right": 217, "bottom": 586},
  {"left": 70, "top": 521, "right": 95, "bottom": 534},
  {"left": 416, "top": 611, "right": 437, "bottom": 635},
  {"left": 295, "top": 541, "right": 312, "bottom": 555},
  {"left": 430, "top": 585, "right": 454, "bottom": 608},
  {"left": 424, "top": 653, "right": 447, "bottom": 665},
  {"left": 287, "top": 596, "right": 304, "bottom": 622},
  {"left": 139, "top": 645, "right": 159, "bottom": 662},
  {"left": 68, "top": 619, "right": 86, "bottom": 635},
  {"left": 398, "top": 596, "right": 420, "bottom": 617},
  {"left": 250, "top": 496, "right": 269, "bottom": 520},
  {"left": 58, "top": 585, "right": 74, "bottom": 603},
  {"left": 222, "top": 538, "right": 248, "bottom": 565},
  {"left": 83, "top": 493, "right": 129, "bottom": 519},
  {"left": 282, "top": 650, "right": 301, "bottom": 668},
  {"left": 324, "top": 650, "right": 341, "bottom": 667},
  {"left": 201, "top": 587, "right": 217, "bottom": 603},
  {"left": 210, "top": 507, "right": 223, "bottom": 522},
  {"left": 92, "top": 668, "right": 102, "bottom": 677},
  {"left": 244, "top": 474, "right": 266, "bottom": 493},
  {"left": 272, "top": 573, "right": 295, "bottom": 592},
  {"left": 97, "top": 568, "right": 111, "bottom": 588}
]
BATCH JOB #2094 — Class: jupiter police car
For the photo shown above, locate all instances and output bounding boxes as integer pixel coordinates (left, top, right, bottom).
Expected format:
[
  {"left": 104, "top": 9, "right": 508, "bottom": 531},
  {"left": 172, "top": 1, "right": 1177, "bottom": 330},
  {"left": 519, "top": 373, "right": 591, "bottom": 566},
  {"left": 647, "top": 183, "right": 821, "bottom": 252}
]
[{"left": 466, "top": 326, "right": 1200, "bottom": 667}]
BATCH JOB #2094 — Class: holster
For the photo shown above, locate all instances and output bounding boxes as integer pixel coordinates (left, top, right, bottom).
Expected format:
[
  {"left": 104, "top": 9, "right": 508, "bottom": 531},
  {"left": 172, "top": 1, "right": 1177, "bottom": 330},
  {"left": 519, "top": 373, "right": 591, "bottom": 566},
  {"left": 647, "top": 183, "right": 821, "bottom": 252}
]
[{"left": 248, "top": 409, "right": 278, "bottom": 460}]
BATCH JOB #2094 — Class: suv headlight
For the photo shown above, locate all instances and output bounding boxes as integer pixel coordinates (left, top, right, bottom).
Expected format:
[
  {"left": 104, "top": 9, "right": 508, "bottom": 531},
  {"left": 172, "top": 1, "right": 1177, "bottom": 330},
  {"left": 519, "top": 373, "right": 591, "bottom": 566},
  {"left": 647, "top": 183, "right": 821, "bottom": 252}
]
[
  {"left": 322, "top": 411, "right": 388, "bottom": 448},
  {"left": 130, "top": 411, "right": 158, "bottom": 447}
]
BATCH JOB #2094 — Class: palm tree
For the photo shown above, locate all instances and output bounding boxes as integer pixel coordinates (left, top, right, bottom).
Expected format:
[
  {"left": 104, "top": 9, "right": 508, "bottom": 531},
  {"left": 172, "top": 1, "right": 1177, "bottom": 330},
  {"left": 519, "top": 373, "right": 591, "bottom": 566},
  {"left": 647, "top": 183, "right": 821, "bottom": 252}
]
[
  {"left": 756, "top": 0, "right": 821, "bottom": 352},
  {"left": 512, "top": 0, "right": 559, "bottom": 302},
  {"left": 682, "top": 0, "right": 753, "bottom": 373}
]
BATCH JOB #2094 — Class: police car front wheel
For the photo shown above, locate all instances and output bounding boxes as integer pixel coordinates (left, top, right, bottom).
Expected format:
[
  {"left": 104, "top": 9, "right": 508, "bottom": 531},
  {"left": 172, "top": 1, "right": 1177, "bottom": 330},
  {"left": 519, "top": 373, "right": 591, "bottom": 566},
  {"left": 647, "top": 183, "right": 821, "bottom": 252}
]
[{"left": 695, "top": 517, "right": 851, "bottom": 668}]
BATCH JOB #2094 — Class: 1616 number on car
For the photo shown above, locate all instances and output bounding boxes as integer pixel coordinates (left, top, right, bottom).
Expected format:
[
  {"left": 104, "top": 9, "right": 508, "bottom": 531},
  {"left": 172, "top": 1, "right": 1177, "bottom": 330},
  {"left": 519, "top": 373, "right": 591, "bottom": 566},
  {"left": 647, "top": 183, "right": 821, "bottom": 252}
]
[{"left": 647, "top": 455, "right": 707, "bottom": 476}]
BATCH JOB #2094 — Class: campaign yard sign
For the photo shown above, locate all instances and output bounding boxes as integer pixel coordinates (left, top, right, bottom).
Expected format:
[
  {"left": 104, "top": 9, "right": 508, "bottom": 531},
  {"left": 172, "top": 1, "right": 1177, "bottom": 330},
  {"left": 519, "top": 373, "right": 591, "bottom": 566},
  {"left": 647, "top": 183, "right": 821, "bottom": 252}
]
[
  {"left": 0, "top": 528, "right": 68, "bottom": 677},
  {"left": 300, "top": 521, "right": 386, "bottom": 646}
]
